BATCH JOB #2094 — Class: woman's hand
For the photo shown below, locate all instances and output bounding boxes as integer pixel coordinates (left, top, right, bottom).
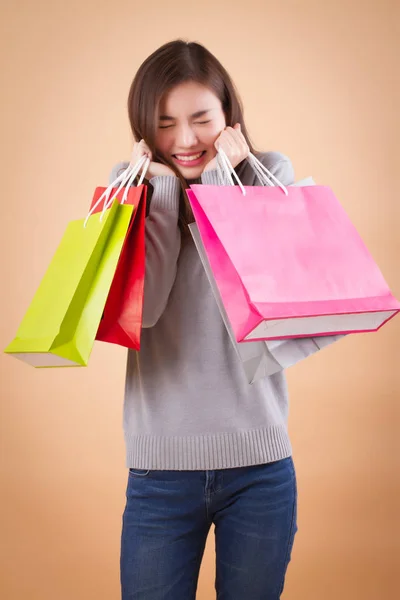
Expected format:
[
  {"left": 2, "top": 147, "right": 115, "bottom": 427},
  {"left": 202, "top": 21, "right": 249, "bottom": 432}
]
[
  {"left": 129, "top": 140, "right": 176, "bottom": 179},
  {"left": 203, "top": 123, "right": 249, "bottom": 173}
]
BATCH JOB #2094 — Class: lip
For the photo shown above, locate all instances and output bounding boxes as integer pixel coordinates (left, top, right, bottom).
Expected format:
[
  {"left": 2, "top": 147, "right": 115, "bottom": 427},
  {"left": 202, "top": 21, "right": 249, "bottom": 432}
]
[{"left": 172, "top": 151, "right": 206, "bottom": 167}]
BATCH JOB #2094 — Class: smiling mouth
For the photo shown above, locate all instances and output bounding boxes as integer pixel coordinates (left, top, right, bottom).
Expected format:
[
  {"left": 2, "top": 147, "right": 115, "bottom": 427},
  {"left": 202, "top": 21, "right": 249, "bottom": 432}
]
[{"left": 172, "top": 151, "right": 206, "bottom": 162}]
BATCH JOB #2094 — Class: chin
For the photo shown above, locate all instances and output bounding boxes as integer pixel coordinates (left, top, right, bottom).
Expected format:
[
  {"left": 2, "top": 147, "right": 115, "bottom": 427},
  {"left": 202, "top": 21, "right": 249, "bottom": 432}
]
[{"left": 178, "top": 166, "right": 204, "bottom": 178}]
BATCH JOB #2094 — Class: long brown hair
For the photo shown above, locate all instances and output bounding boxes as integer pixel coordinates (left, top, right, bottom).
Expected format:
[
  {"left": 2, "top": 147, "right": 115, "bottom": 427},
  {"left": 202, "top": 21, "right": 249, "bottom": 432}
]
[{"left": 127, "top": 39, "right": 259, "bottom": 235}]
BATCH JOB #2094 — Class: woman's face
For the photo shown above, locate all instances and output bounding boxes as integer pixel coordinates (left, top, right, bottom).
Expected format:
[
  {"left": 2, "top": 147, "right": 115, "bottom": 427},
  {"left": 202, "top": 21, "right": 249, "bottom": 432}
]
[{"left": 155, "top": 81, "right": 227, "bottom": 179}]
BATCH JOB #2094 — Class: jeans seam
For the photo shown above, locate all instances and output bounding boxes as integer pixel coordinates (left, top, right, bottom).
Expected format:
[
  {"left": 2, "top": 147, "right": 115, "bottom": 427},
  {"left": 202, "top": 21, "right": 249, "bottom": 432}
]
[{"left": 277, "top": 478, "right": 297, "bottom": 596}]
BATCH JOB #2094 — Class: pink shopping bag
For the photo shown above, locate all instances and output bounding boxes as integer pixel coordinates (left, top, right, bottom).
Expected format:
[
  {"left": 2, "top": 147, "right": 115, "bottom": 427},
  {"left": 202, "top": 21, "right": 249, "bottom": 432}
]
[{"left": 186, "top": 180, "right": 400, "bottom": 343}]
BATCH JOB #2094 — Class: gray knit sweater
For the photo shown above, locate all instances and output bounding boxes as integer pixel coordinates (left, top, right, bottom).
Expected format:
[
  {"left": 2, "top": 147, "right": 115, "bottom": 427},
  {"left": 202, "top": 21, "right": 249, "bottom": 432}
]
[{"left": 109, "top": 152, "right": 342, "bottom": 470}]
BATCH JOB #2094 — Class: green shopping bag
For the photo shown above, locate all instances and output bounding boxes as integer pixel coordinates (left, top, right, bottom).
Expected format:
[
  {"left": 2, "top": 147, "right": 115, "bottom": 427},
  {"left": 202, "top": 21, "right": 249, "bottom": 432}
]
[{"left": 4, "top": 199, "right": 133, "bottom": 367}]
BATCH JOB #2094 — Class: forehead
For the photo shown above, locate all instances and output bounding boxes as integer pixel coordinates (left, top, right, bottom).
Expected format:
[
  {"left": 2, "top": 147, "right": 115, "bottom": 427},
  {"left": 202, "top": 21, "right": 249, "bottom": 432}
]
[{"left": 159, "top": 81, "right": 221, "bottom": 116}]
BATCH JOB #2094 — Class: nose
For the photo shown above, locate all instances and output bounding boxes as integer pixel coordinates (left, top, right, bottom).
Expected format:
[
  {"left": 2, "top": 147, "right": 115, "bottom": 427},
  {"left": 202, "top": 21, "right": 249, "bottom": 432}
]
[{"left": 175, "top": 123, "right": 198, "bottom": 148}]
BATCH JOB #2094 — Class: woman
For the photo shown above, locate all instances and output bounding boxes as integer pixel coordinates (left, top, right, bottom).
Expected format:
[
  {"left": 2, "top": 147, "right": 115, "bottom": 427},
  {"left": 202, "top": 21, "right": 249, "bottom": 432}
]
[{"left": 112, "top": 39, "right": 313, "bottom": 600}]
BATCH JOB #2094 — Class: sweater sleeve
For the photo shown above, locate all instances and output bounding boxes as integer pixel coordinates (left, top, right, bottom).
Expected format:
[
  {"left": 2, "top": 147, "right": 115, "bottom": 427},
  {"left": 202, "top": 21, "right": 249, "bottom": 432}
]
[
  {"left": 201, "top": 168, "right": 221, "bottom": 186},
  {"left": 109, "top": 163, "right": 181, "bottom": 328}
]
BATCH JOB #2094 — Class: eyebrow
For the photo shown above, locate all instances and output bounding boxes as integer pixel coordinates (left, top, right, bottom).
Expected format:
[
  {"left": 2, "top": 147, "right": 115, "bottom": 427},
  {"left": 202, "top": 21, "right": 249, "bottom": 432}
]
[{"left": 159, "top": 109, "right": 212, "bottom": 121}]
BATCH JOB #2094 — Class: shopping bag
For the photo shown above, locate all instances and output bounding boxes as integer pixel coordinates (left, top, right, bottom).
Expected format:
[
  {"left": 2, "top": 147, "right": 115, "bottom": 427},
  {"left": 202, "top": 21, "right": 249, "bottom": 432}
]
[
  {"left": 88, "top": 175, "right": 147, "bottom": 350},
  {"left": 187, "top": 150, "right": 400, "bottom": 343},
  {"left": 189, "top": 179, "right": 343, "bottom": 383},
  {"left": 4, "top": 199, "right": 133, "bottom": 367}
]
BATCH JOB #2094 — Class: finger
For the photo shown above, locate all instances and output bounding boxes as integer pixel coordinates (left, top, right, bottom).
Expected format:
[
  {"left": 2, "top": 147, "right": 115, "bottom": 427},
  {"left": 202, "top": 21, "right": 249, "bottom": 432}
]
[
  {"left": 217, "top": 127, "right": 249, "bottom": 167},
  {"left": 139, "top": 139, "right": 151, "bottom": 156},
  {"left": 224, "top": 126, "right": 242, "bottom": 144},
  {"left": 230, "top": 124, "right": 245, "bottom": 140},
  {"left": 215, "top": 127, "right": 239, "bottom": 152},
  {"left": 225, "top": 126, "right": 248, "bottom": 153},
  {"left": 216, "top": 129, "right": 237, "bottom": 153},
  {"left": 214, "top": 133, "right": 223, "bottom": 150},
  {"left": 133, "top": 140, "right": 152, "bottom": 161},
  {"left": 216, "top": 134, "right": 234, "bottom": 157},
  {"left": 221, "top": 130, "right": 242, "bottom": 159}
]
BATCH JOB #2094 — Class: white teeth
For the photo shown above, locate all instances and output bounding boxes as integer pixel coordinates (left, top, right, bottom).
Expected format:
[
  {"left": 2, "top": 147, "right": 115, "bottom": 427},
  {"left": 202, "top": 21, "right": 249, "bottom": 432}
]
[{"left": 175, "top": 152, "right": 203, "bottom": 162}]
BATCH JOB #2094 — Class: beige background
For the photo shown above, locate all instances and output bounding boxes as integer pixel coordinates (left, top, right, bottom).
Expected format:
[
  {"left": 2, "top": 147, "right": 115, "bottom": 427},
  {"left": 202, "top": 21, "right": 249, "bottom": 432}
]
[{"left": 1, "top": 0, "right": 399, "bottom": 598}]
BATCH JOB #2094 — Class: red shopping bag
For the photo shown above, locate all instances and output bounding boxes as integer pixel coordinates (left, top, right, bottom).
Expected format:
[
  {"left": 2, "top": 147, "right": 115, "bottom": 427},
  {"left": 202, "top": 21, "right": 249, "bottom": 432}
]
[{"left": 88, "top": 184, "right": 147, "bottom": 350}]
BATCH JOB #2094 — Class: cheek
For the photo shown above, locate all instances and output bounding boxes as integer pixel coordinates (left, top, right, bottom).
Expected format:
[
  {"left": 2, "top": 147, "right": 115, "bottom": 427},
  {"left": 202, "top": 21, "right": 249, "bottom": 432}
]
[
  {"left": 202, "top": 124, "right": 224, "bottom": 149},
  {"left": 154, "top": 133, "right": 172, "bottom": 155}
]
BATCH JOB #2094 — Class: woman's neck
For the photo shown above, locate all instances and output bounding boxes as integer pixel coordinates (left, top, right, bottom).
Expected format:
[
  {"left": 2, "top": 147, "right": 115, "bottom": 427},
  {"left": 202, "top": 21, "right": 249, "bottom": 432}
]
[{"left": 186, "top": 176, "right": 202, "bottom": 185}]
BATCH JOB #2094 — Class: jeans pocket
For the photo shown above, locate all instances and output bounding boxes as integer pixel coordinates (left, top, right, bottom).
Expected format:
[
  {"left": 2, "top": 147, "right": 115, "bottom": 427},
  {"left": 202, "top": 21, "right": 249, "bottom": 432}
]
[
  {"left": 129, "top": 468, "right": 150, "bottom": 477},
  {"left": 283, "top": 455, "right": 296, "bottom": 478}
]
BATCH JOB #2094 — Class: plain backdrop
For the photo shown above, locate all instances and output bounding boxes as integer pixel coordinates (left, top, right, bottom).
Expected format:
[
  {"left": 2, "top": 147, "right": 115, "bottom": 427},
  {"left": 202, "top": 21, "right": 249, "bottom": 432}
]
[{"left": 0, "top": 1, "right": 399, "bottom": 598}]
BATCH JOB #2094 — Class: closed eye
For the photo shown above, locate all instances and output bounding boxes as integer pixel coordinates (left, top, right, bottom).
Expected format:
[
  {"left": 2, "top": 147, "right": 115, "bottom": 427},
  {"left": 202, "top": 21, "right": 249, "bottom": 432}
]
[{"left": 159, "top": 120, "right": 211, "bottom": 129}]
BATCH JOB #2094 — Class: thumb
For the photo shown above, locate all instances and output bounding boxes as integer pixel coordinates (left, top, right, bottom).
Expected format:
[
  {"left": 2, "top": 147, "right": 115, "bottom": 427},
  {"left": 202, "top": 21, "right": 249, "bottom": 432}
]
[{"left": 234, "top": 123, "right": 241, "bottom": 130}]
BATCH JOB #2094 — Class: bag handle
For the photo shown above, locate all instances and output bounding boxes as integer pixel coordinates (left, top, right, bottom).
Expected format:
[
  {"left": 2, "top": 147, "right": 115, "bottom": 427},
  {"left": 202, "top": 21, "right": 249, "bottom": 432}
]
[
  {"left": 246, "top": 153, "right": 288, "bottom": 195},
  {"left": 83, "top": 155, "right": 150, "bottom": 228},
  {"left": 102, "top": 156, "right": 150, "bottom": 215},
  {"left": 216, "top": 148, "right": 288, "bottom": 196},
  {"left": 216, "top": 149, "right": 247, "bottom": 195}
]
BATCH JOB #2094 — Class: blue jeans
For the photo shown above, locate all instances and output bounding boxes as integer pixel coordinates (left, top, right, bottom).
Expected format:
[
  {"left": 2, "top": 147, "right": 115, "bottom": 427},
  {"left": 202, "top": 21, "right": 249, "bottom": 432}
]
[{"left": 120, "top": 456, "right": 298, "bottom": 599}]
